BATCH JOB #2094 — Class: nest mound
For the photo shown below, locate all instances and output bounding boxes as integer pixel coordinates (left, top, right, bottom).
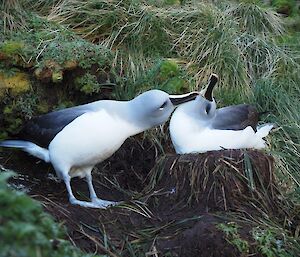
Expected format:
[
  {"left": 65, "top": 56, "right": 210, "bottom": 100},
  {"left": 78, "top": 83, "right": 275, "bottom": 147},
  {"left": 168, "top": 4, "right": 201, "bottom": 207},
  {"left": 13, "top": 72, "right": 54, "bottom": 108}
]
[
  {"left": 1, "top": 140, "right": 293, "bottom": 257},
  {"left": 147, "top": 150, "right": 282, "bottom": 215}
]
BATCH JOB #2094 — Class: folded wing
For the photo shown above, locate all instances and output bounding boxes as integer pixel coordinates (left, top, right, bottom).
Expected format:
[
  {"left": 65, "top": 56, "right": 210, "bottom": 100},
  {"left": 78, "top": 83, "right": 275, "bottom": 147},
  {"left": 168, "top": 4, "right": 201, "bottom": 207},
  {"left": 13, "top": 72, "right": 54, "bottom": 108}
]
[
  {"left": 17, "top": 104, "right": 99, "bottom": 148},
  {"left": 211, "top": 104, "right": 259, "bottom": 132}
]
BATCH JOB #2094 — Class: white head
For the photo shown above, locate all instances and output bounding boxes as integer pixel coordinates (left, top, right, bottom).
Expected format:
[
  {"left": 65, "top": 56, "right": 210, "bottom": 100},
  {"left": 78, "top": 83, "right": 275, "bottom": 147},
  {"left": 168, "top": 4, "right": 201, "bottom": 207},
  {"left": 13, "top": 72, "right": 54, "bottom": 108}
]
[
  {"left": 177, "top": 74, "right": 218, "bottom": 125},
  {"left": 129, "top": 89, "right": 199, "bottom": 129}
]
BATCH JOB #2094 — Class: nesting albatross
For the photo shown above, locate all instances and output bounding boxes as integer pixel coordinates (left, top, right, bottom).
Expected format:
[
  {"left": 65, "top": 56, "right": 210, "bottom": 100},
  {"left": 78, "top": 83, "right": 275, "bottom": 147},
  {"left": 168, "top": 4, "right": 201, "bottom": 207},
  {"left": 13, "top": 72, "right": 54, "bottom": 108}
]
[
  {"left": 170, "top": 74, "right": 274, "bottom": 154},
  {"left": 0, "top": 89, "right": 198, "bottom": 208}
]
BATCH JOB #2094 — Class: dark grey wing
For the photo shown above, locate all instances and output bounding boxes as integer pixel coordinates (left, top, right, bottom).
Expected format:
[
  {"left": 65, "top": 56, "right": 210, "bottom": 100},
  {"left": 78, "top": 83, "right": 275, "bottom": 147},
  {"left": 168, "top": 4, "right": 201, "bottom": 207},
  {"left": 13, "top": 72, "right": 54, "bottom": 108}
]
[
  {"left": 211, "top": 104, "right": 259, "bottom": 132},
  {"left": 17, "top": 105, "right": 93, "bottom": 148}
]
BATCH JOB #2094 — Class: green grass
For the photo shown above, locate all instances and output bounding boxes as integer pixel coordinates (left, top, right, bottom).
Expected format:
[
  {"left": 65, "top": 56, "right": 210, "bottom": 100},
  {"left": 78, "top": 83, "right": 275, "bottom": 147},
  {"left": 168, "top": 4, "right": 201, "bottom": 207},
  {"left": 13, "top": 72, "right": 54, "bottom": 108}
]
[
  {"left": 252, "top": 78, "right": 300, "bottom": 190},
  {"left": 42, "top": 0, "right": 290, "bottom": 91}
]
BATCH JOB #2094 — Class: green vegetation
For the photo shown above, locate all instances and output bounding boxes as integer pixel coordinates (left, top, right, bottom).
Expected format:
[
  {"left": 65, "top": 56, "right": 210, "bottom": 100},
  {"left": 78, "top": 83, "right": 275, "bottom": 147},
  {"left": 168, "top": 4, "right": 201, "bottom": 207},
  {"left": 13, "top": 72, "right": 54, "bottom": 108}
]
[
  {"left": 217, "top": 219, "right": 300, "bottom": 257},
  {"left": 0, "top": 15, "right": 113, "bottom": 78},
  {"left": 0, "top": 0, "right": 300, "bottom": 256},
  {"left": 0, "top": 171, "right": 102, "bottom": 257},
  {"left": 272, "top": 0, "right": 298, "bottom": 16},
  {"left": 217, "top": 222, "right": 249, "bottom": 254},
  {"left": 75, "top": 73, "right": 102, "bottom": 95},
  {"left": 252, "top": 227, "right": 294, "bottom": 257}
]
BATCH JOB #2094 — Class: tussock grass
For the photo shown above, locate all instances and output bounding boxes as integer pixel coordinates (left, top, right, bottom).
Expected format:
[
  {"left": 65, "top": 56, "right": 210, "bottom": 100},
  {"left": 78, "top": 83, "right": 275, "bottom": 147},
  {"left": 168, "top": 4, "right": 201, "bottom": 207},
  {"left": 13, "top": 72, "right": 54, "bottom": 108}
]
[
  {"left": 0, "top": 0, "right": 27, "bottom": 32},
  {"left": 45, "top": 1, "right": 293, "bottom": 91},
  {"left": 226, "top": 2, "right": 284, "bottom": 36},
  {"left": 48, "top": 0, "right": 172, "bottom": 56},
  {"left": 166, "top": 3, "right": 250, "bottom": 90},
  {"left": 252, "top": 78, "right": 300, "bottom": 191},
  {"left": 5, "top": 0, "right": 297, "bottom": 98},
  {"left": 213, "top": 75, "right": 300, "bottom": 201}
]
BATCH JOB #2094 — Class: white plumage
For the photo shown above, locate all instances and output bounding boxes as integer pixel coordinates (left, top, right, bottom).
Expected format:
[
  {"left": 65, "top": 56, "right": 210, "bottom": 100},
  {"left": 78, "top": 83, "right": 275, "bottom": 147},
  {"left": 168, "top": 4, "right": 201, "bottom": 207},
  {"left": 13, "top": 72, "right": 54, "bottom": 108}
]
[
  {"left": 0, "top": 90, "right": 198, "bottom": 208},
  {"left": 170, "top": 74, "right": 274, "bottom": 154}
]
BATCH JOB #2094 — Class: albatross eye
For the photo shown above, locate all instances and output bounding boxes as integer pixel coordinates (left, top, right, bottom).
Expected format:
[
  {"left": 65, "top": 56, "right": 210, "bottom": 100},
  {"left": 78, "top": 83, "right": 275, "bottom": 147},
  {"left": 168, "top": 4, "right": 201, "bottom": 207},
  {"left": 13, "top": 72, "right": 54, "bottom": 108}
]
[
  {"left": 205, "top": 104, "right": 211, "bottom": 115},
  {"left": 159, "top": 101, "right": 168, "bottom": 110}
]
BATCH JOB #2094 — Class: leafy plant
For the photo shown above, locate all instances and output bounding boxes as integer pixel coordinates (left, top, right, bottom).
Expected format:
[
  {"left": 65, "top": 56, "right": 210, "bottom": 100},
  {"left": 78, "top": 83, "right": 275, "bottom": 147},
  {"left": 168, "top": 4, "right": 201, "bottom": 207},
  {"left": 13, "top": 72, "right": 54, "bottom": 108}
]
[
  {"left": 217, "top": 222, "right": 249, "bottom": 254},
  {"left": 0, "top": 170, "right": 102, "bottom": 257},
  {"left": 75, "top": 73, "right": 102, "bottom": 95},
  {"left": 252, "top": 227, "right": 297, "bottom": 257}
]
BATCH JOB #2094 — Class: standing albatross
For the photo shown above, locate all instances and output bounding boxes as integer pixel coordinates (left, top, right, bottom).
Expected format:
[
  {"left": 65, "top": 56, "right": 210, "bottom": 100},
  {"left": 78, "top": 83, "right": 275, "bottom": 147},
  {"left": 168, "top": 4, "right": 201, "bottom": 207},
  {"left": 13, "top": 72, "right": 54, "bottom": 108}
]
[
  {"left": 170, "top": 74, "right": 274, "bottom": 154},
  {"left": 0, "top": 90, "right": 198, "bottom": 208}
]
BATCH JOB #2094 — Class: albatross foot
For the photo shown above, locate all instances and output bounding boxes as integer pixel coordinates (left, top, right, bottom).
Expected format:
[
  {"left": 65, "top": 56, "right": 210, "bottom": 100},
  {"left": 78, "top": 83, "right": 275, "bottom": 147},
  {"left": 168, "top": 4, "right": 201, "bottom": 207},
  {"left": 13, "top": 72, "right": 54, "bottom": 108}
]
[
  {"left": 69, "top": 198, "right": 103, "bottom": 208},
  {"left": 91, "top": 198, "right": 119, "bottom": 208},
  {"left": 69, "top": 196, "right": 118, "bottom": 209}
]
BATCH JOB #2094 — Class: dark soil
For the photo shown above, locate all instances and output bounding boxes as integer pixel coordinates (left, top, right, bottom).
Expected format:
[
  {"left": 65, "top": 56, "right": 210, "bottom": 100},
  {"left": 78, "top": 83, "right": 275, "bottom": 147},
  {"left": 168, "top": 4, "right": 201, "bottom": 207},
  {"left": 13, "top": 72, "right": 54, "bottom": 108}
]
[{"left": 0, "top": 137, "right": 282, "bottom": 257}]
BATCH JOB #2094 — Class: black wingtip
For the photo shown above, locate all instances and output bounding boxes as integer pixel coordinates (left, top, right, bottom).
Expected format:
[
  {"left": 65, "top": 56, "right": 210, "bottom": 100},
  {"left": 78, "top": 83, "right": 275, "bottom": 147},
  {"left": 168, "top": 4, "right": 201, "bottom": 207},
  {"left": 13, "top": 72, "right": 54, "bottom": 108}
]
[
  {"left": 204, "top": 74, "right": 218, "bottom": 102},
  {"left": 258, "top": 111, "right": 271, "bottom": 117}
]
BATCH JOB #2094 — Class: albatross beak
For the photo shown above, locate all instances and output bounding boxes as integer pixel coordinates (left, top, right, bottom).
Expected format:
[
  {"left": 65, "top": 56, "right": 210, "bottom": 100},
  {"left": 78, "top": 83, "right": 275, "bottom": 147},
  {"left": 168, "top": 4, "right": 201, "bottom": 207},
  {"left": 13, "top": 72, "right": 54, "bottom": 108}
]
[
  {"left": 202, "top": 74, "right": 218, "bottom": 102},
  {"left": 169, "top": 92, "right": 199, "bottom": 106}
]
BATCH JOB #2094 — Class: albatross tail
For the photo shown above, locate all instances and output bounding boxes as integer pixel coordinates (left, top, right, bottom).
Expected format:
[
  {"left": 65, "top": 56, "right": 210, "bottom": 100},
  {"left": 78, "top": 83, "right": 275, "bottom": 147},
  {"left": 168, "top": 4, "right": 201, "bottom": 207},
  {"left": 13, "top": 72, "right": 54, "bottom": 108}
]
[
  {"left": 256, "top": 124, "right": 274, "bottom": 138},
  {"left": 0, "top": 140, "right": 50, "bottom": 163},
  {"left": 251, "top": 124, "right": 274, "bottom": 149}
]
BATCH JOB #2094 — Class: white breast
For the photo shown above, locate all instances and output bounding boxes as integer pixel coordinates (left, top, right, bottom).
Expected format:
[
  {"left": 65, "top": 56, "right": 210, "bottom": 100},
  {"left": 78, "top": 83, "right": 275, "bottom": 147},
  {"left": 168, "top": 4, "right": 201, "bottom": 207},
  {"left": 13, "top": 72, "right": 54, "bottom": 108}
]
[
  {"left": 170, "top": 109, "right": 272, "bottom": 154},
  {"left": 49, "top": 109, "right": 140, "bottom": 169}
]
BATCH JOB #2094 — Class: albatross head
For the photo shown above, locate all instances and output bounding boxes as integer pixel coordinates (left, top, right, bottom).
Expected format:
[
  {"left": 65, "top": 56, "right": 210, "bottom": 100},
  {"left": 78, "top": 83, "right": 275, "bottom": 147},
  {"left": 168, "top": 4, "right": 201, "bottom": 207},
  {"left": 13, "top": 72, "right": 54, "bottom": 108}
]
[
  {"left": 197, "top": 73, "right": 218, "bottom": 121},
  {"left": 178, "top": 94, "right": 217, "bottom": 125},
  {"left": 180, "top": 74, "right": 218, "bottom": 120},
  {"left": 175, "top": 74, "right": 218, "bottom": 124},
  {"left": 130, "top": 89, "right": 199, "bottom": 129}
]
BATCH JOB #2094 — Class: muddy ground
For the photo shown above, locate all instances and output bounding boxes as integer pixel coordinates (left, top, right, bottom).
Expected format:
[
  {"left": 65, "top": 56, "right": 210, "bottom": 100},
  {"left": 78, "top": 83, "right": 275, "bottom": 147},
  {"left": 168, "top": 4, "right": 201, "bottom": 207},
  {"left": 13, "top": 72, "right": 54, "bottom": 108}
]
[{"left": 0, "top": 137, "right": 285, "bottom": 257}]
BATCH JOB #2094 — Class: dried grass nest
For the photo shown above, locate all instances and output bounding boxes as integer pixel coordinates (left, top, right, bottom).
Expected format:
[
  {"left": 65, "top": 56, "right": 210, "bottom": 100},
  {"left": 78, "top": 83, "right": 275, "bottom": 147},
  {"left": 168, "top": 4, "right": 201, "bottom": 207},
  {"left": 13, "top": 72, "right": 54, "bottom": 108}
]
[{"left": 145, "top": 149, "right": 286, "bottom": 216}]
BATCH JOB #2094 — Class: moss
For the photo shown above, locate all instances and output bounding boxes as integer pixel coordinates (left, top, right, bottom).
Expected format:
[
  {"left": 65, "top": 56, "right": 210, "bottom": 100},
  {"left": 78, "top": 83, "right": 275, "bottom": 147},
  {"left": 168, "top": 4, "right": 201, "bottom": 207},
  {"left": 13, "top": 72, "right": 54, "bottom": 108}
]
[
  {"left": 0, "top": 132, "right": 8, "bottom": 140},
  {"left": 0, "top": 71, "right": 31, "bottom": 97},
  {"left": 33, "top": 67, "right": 52, "bottom": 82},
  {"left": 7, "top": 118, "right": 23, "bottom": 133},
  {"left": 3, "top": 105, "right": 13, "bottom": 115},
  {"left": 0, "top": 40, "right": 24, "bottom": 56},
  {"left": 1, "top": 15, "right": 113, "bottom": 84},
  {"left": 2, "top": 103, "right": 24, "bottom": 134},
  {"left": 54, "top": 101, "right": 75, "bottom": 110},
  {"left": 0, "top": 92, "right": 40, "bottom": 137},
  {"left": 52, "top": 70, "right": 63, "bottom": 83},
  {"left": 63, "top": 60, "right": 78, "bottom": 70},
  {"left": 36, "top": 102, "right": 50, "bottom": 114}
]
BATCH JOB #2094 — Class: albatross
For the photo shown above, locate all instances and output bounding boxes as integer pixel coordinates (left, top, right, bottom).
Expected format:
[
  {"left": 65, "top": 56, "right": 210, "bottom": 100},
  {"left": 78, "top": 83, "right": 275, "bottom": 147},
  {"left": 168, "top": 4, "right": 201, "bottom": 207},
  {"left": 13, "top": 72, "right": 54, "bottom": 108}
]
[
  {"left": 169, "top": 74, "right": 274, "bottom": 154},
  {"left": 0, "top": 89, "right": 198, "bottom": 208}
]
